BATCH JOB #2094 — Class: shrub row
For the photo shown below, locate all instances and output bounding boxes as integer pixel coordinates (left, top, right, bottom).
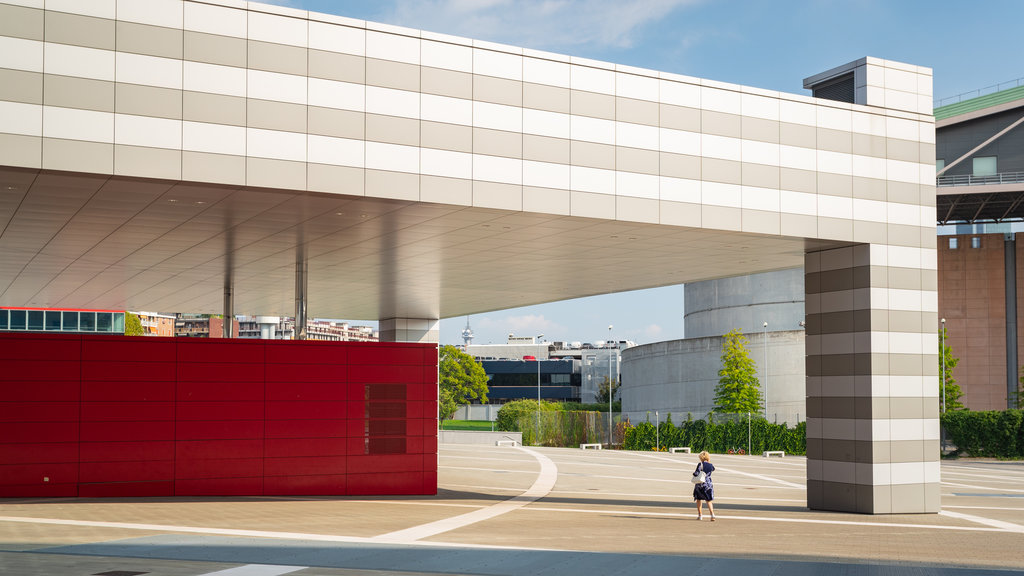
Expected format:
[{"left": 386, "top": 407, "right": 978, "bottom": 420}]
[
  {"left": 623, "top": 414, "right": 806, "bottom": 455},
  {"left": 942, "top": 410, "right": 1024, "bottom": 458}
]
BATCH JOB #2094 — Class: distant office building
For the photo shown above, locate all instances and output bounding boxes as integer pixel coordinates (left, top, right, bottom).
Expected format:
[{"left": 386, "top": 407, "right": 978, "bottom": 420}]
[
  {"left": 0, "top": 307, "right": 125, "bottom": 334},
  {"left": 479, "top": 358, "right": 582, "bottom": 404},
  {"left": 174, "top": 313, "right": 238, "bottom": 338}
]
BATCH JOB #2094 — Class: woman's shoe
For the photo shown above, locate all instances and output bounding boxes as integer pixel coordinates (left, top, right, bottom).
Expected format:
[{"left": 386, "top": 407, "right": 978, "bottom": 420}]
[
  {"left": 710, "top": 515, "right": 716, "bottom": 522},
  {"left": 696, "top": 515, "right": 702, "bottom": 520}
]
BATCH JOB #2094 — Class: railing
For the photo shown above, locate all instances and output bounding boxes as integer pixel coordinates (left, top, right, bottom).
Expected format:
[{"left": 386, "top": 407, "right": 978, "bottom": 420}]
[
  {"left": 934, "top": 77, "right": 1024, "bottom": 108},
  {"left": 937, "top": 172, "right": 1024, "bottom": 187}
]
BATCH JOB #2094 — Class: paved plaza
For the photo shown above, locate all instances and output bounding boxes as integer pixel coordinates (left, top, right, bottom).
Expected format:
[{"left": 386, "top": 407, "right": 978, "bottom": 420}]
[{"left": 1, "top": 444, "right": 1022, "bottom": 575}]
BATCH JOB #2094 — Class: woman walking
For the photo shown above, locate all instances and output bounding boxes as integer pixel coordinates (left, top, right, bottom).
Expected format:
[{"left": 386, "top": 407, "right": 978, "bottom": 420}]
[{"left": 692, "top": 450, "right": 716, "bottom": 521}]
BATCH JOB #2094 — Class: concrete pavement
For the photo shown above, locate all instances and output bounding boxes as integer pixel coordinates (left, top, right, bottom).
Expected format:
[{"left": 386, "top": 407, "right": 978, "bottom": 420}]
[{"left": 1, "top": 444, "right": 1022, "bottom": 575}]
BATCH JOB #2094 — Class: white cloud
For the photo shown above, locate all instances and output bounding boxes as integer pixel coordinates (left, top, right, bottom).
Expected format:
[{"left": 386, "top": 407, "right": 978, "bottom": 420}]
[
  {"left": 384, "top": 0, "right": 701, "bottom": 51},
  {"left": 644, "top": 324, "right": 663, "bottom": 338},
  {"left": 478, "top": 313, "right": 563, "bottom": 339}
]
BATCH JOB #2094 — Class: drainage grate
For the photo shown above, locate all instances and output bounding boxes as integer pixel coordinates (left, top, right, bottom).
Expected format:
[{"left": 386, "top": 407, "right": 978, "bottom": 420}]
[{"left": 93, "top": 572, "right": 149, "bottom": 576}]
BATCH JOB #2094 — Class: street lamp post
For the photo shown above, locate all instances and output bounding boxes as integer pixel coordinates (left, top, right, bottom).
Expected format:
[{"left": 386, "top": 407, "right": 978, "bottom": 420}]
[
  {"left": 940, "top": 318, "right": 946, "bottom": 414},
  {"left": 608, "top": 324, "right": 613, "bottom": 447},
  {"left": 763, "top": 321, "right": 768, "bottom": 421},
  {"left": 536, "top": 333, "right": 544, "bottom": 445}
]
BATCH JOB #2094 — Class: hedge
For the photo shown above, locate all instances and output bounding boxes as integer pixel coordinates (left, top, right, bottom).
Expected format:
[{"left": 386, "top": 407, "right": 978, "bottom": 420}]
[
  {"left": 623, "top": 414, "right": 806, "bottom": 455},
  {"left": 942, "top": 410, "right": 1024, "bottom": 458}
]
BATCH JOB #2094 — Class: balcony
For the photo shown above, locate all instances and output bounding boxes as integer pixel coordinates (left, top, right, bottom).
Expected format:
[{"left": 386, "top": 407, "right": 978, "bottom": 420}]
[{"left": 938, "top": 171, "right": 1024, "bottom": 187}]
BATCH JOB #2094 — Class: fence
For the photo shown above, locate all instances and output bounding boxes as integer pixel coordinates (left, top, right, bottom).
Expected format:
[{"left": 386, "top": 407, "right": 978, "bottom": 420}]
[
  {"left": 624, "top": 413, "right": 806, "bottom": 455},
  {"left": 514, "top": 411, "right": 625, "bottom": 447}
]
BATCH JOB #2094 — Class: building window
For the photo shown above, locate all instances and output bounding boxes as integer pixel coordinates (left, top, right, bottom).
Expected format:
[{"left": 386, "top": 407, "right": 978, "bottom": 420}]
[
  {"left": 973, "top": 156, "right": 997, "bottom": 176},
  {"left": 971, "top": 236, "right": 981, "bottom": 249},
  {"left": 0, "top": 309, "right": 6, "bottom": 330},
  {"left": 45, "top": 310, "right": 62, "bottom": 331},
  {"left": 936, "top": 159, "right": 945, "bottom": 172},
  {"left": 27, "top": 310, "right": 43, "bottom": 331},
  {"left": 949, "top": 237, "right": 958, "bottom": 249}
]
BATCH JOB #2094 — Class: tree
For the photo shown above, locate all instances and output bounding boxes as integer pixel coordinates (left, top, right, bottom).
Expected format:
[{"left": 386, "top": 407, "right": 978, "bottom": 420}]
[
  {"left": 438, "top": 345, "right": 489, "bottom": 421},
  {"left": 939, "top": 327, "right": 964, "bottom": 412},
  {"left": 597, "top": 375, "right": 619, "bottom": 405},
  {"left": 124, "top": 312, "right": 145, "bottom": 336},
  {"left": 714, "top": 329, "right": 763, "bottom": 414}
]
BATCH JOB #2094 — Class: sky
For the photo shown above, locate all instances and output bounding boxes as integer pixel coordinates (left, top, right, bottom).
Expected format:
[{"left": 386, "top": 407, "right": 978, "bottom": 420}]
[{"left": 265, "top": 0, "right": 1024, "bottom": 346}]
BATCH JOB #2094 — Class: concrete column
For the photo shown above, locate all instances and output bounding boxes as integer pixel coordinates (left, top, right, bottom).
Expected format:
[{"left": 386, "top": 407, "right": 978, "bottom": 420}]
[
  {"left": 805, "top": 244, "right": 939, "bottom": 514},
  {"left": 379, "top": 318, "right": 439, "bottom": 343},
  {"left": 223, "top": 284, "right": 233, "bottom": 339},
  {"left": 1005, "top": 233, "right": 1017, "bottom": 408},
  {"left": 294, "top": 253, "right": 308, "bottom": 340}
]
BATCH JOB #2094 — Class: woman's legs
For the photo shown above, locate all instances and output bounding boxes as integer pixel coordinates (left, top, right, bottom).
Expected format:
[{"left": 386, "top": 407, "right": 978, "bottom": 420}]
[
  {"left": 695, "top": 500, "right": 704, "bottom": 519},
  {"left": 707, "top": 500, "right": 715, "bottom": 520}
]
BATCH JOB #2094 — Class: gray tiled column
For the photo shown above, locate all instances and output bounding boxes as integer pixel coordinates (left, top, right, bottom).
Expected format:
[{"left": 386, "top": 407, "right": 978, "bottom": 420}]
[
  {"left": 805, "top": 244, "right": 940, "bottom": 514},
  {"left": 379, "top": 318, "right": 440, "bottom": 343}
]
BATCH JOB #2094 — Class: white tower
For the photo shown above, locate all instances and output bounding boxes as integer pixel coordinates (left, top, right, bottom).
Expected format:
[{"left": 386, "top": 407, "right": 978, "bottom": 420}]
[{"left": 461, "top": 316, "right": 474, "bottom": 346}]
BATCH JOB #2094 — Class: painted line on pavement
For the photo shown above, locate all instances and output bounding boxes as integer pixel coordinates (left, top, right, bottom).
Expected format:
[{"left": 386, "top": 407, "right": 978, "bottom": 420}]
[
  {"left": 940, "top": 509, "right": 1024, "bottom": 533},
  {"left": 633, "top": 452, "right": 805, "bottom": 489},
  {"left": 199, "top": 565, "right": 305, "bottom": 576},
  {"left": 373, "top": 445, "right": 558, "bottom": 543}
]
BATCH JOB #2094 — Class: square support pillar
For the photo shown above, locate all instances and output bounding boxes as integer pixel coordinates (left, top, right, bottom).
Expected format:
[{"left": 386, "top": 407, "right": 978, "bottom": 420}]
[
  {"left": 805, "top": 244, "right": 940, "bottom": 514},
  {"left": 379, "top": 318, "right": 440, "bottom": 343}
]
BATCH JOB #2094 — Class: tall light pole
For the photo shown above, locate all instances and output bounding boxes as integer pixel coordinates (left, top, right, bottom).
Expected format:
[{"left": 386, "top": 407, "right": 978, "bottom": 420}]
[
  {"left": 536, "top": 334, "right": 544, "bottom": 444},
  {"left": 763, "top": 321, "right": 768, "bottom": 421},
  {"left": 940, "top": 318, "right": 946, "bottom": 414},
  {"left": 608, "top": 324, "right": 613, "bottom": 446}
]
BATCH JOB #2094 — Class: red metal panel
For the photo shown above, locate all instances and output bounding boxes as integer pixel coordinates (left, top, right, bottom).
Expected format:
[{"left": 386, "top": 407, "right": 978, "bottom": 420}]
[
  {"left": 0, "top": 401, "right": 79, "bottom": 422},
  {"left": 265, "top": 340, "right": 348, "bottom": 364},
  {"left": 265, "top": 419, "right": 346, "bottom": 439},
  {"left": 346, "top": 437, "right": 366, "bottom": 455},
  {"left": 79, "top": 480, "right": 174, "bottom": 497},
  {"left": 265, "top": 437, "right": 346, "bottom": 458},
  {"left": 79, "top": 460, "right": 174, "bottom": 483},
  {"left": 82, "top": 337, "right": 175, "bottom": 362},
  {"left": 422, "top": 419, "right": 438, "bottom": 437},
  {"left": 82, "top": 380, "right": 174, "bottom": 402},
  {"left": 80, "top": 421, "right": 174, "bottom": 442},
  {"left": 177, "top": 362, "right": 265, "bottom": 382},
  {"left": 348, "top": 454, "right": 422, "bottom": 473},
  {"left": 0, "top": 482, "right": 79, "bottom": 497},
  {"left": 80, "top": 441, "right": 175, "bottom": 462},
  {"left": 406, "top": 435, "right": 424, "bottom": 454},
  {"left": 347, "top": 471, "right": 424, "bottom": 495},
  {"left": 345, "top": 419, "right": 365, "bottom": 437},
  {"left": 349, "top": 364, "right": 422, "bottom": 384},
  {"left": 0, "top": 380, "right": 80, "bottom": 402},
  {"left": 81, "top": 361, "right": 176, "bottom": 382},
  {"left": 266, "top": 401, "right": 346, "bottom": 420},
  {"left": 263, "top": 455, "right": 345, "bottom": 477},
  {"left": 0, "top": 462, "right": 78, "bottom": 486},
  {"left": 175, "top": 420, "right": 264, "bottom": 441},
  {"left": 0, "top": 422, "right": 79, "bottom": 443},
  {"left": 0, "top": 442, "right": 79, "bottom": 464},
  {"left": 81, "top": 401, "right": 175, "bottom": 422},
  {"left": 176, "top": 381, "right": 264, "bottom": 402},
  {"left": 266, "top": 381, "right": 348, "bottom": 401},
  {"left": 175, "top": 477, "right": 264, "bottom": 496},
  {"left": 265, "top": 363, "right": 346, "bottom": 383},
  {"left": 176, "top": 401, "right": 264, "bottom": 421},
  {"left": 263, "top": 474, "right": 346, "bottom": 496},
  {"left": 177, "top": 340, "right": 265, "bottom": 363},
  {"left": 0, "top": 334, "right": 81, "bottom": 361},
  {"left": 422, "top": 469, "right": 438, "bottom": 494},
  {"left": 0, "top": 361, "right": 80, "bottom": 381},
  {"left": 176, "top": 439, "right": 263, "bottom": 460},
  {"left": 175, "top": 457, "right": 263, "bottom": 479},
  {"left": 347, "top": 343, "right": 424, "bottom": 365}
]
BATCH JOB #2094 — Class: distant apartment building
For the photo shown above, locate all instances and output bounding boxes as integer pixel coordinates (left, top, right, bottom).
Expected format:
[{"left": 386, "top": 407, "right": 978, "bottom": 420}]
[
  {"left": 175, "top": 313, "right": 377, "bottom": 341},
  {"left": 132, "top": 311, "right": 176, "bottom": 337}
]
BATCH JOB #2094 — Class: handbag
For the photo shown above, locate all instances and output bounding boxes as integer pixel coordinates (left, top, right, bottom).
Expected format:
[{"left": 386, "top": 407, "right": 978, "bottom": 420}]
[{"left": 690, "top": 463, "right": 706, "bottom": 484}]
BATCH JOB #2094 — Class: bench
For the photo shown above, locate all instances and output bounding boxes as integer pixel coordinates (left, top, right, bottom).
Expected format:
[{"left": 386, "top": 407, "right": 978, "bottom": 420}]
[
  {"left": 580, "top": 443, "right": 602, "bottom": 450},
  {"left": 763, "top": 450, "right": 785, "bottom": 457},
  {"left": 495, "top": 440, "right": 519, "bottom": 447},
  {"left": 669, "top": 447, "right": 691, "bottom": 454}
]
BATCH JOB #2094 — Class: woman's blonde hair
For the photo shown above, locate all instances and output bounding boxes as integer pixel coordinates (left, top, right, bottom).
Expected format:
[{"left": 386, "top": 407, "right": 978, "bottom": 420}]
[{"left": 699, "top": 450, "right": 710, "bottom": 462}]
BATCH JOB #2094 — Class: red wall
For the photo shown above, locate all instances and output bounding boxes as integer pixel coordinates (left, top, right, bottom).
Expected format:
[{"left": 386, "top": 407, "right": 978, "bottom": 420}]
[{"left": 0, "top": 334, "right": 438, "bottom": 497}]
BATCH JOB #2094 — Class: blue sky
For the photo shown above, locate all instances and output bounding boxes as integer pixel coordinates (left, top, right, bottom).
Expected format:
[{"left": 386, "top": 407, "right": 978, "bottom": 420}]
[{"left": 269, "top": 0, "right": 1024, "bottom": 346}]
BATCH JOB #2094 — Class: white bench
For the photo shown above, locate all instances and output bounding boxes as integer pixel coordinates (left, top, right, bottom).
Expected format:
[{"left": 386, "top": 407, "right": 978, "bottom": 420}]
[
  {"left": 495, "top": 440, "right": 519, "bottom": 446},
  {"left": 763, "top": 450, "right": 785, "bottom": 457},
  {"left": 669, "top": 447, "right": 691, "bottom": 454},
  {"left": 580, "top": 443, "right": 602, "bottom": 450}
]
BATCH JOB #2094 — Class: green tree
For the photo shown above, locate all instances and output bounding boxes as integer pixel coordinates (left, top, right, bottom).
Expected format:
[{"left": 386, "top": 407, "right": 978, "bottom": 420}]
[
  {"left": 597, "top": 375, "right": 619, "bottom": 404},
  {"left": 714, "top": 329, "right": 763, "bottom": 413},
  {"left": 438, "top": 345, "right": 489, "bottom": 421},
  {"left": 1014, "top": 367, "right": 1024, "bottom": 410},
  {"left": 939, "top": 327, "right": 964, "bottom": 412},
  {"left": 124, "top": 312, "right": 145, "bottom": 336}
]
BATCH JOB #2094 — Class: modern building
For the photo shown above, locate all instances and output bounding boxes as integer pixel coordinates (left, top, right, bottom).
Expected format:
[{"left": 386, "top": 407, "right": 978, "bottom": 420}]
[
  {"left": 174, "top": 313, "right": 239, "bottom": 338},
  {"left": 133, "top": 311, "right": 176, "bottom": 336},
  {"left": 0, "top": 0, "right": 938, "bottom": 513},
  {"left": 0, "top": 307, "right": 126, "bottom": 334},
  {"left": 622, "top": 268, "right": 807, "bottom": 425},
  {"left": 479, "top": 358, "right": 582, "bottom": 404}
]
